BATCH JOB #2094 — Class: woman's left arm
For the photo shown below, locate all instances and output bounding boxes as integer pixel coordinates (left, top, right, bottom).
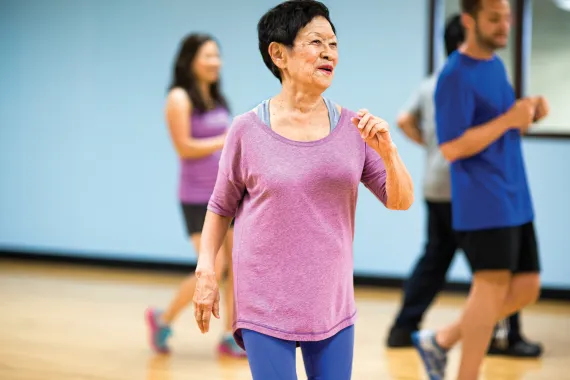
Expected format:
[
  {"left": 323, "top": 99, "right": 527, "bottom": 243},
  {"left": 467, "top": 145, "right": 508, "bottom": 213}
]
[
  {"left": 377, "top": 145, "right": 414, "bottom": 210},
  {"left": 361, "top": 144, "right": 414, "bottom": 210},
  {"left": 356, "top": 109, "right": 414, "bottom": 210}
]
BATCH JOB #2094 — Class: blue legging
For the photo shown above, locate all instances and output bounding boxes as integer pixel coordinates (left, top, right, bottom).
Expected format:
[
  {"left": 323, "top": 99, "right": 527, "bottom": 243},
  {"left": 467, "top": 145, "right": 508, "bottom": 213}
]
[{"left": 242, "top": 325, "right": 354, "bottom": 380}]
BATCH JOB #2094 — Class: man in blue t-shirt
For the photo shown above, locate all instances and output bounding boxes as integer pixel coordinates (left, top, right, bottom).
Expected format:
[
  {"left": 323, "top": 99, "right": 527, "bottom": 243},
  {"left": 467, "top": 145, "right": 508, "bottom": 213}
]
[
  {"left": 412, "top": 1, "right": 549, "bottom": 379},
  {"left": 388, "top": 13, "right": 542, "bottom": 359}
]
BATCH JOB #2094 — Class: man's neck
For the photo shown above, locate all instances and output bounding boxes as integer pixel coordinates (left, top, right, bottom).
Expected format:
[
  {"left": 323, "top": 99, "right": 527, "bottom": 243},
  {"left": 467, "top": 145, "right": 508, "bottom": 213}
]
[{"left": 459, "top": 41, "right": 495, "bottom": 60}]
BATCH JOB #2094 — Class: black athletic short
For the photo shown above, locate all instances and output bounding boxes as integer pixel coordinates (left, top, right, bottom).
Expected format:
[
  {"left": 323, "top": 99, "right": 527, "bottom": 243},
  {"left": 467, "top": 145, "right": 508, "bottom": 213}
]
[
  {"left": 456, "top": 221, "right": 540, "bottom": 274},
  {"left": 180, "top": 203, "right": 234, "bottom": 236}
]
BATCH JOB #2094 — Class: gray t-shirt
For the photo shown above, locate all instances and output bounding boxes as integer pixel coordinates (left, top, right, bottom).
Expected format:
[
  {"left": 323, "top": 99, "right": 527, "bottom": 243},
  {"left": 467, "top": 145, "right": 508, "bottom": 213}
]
[{"left": 402, "top": 73, "right": 451, "bottom": 201}]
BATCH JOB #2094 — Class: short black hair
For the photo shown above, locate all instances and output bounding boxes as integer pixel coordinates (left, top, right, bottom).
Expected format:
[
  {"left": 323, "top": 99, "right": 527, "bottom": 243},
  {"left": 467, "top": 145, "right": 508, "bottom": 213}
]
[
  {"left": 444, "top": 14, "right": 465, "bottom": 56},
  {"left": 257, "top": 0, "right": 336, "bottom": 82},
  {"left": 461, "top": 0, "right": 482, "bottom": 16}
]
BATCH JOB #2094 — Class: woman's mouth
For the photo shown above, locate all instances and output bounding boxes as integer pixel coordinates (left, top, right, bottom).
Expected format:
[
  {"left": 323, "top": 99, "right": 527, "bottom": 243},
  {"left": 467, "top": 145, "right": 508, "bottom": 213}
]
[{"left": 317, "top": 65, "right": 333, "bottom": 76}]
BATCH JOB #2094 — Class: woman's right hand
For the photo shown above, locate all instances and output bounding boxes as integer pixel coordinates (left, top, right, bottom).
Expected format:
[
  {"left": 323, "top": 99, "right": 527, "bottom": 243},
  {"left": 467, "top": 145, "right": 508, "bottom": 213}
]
[{"left": 193, "top": 269, "right": 220, "bottom": 333}]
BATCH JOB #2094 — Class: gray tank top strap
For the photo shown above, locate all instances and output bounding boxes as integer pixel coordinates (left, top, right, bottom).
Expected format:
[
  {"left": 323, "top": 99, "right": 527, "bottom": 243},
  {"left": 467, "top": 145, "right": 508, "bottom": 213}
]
[
  {"left": 323, "top": 97, "right": 340, "bottom": 131},
  {"left": 257, "top": 99, "right": 271, "bottom": 126},
  {"left": 257, "top": 97, "right": 340, "bottom": 131}
]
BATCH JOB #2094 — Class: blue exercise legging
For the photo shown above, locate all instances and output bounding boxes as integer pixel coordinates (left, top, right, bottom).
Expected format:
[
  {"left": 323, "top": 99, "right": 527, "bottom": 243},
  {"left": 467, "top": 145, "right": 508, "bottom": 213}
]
[{"left": 242, "top": 325, "right": 354, "bottom": 380}]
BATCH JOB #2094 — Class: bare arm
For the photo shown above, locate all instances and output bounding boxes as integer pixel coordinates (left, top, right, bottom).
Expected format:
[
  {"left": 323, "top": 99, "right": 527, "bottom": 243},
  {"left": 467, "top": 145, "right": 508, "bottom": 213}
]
[
  {"left": 195, "top": 211, "right": 233, "bottom": 273},
  {"left": 193, "top": 211, "right": 231, "bottom": 333},
  {"left": 435, "top": 67, "right": 536, "bottom": 163},
  {"left": 165, "top": 88, "right": 225, "bottom": 159},
  {"left": 397, "top": 113, "right": 424, "bottom": 145},
  {"left": 378, "top": 145, "right": 414, "bottom": 210},
  {"left": 358, "top": 111, "right": 414, "bottom": 211},
  {"left": 439, "top": 114, "right": 511, "bottom": 162},
  {"left": 440, "top": 98, "right": 535, "bottom": 163},
  {"left": 360, "top": 144, "right": 414, "bottom": 211}
]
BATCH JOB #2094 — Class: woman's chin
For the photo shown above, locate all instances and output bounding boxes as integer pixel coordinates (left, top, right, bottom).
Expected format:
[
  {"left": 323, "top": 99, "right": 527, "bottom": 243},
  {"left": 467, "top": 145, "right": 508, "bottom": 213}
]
[
  {"left": 312, "top": 76, "right": 333, "bottom": 91},
  {"left": 203, "top": 74, "right": 219, "bottom": 84}
]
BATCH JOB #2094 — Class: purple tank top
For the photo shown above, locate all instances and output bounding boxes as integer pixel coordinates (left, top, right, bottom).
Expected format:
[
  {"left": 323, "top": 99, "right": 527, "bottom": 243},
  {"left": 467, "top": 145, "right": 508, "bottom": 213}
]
[{"left": 179, "top": 106, "right": 230, "bottom": 204}]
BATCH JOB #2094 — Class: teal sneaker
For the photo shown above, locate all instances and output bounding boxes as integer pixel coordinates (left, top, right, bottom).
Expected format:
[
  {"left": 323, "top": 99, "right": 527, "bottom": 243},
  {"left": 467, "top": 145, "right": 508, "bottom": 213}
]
[{"left": 145, "top": 308, "right": 172, "bottom": 354}]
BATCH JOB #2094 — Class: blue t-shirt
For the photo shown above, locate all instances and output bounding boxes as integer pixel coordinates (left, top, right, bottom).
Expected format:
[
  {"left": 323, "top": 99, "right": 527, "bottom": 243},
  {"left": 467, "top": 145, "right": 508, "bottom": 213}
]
[{"left": 434, "top": 51, "right": 534, "bottom": 231}]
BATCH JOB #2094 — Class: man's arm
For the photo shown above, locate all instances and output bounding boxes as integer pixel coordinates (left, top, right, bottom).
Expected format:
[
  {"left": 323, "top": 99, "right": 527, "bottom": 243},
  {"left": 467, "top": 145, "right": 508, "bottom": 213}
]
[
  {"left": 397, "top": 85, "right": 425, "bottom": 145},
  {"left": 397, "top": 112, "right": 424, "bottom": 145},
  {"left": 434, "top": 70, "right": 534, "bottom": 163},
  {"left": 438, "top": 98, "right": 536, "bottom": 162},
  {"left": 439, "top": 115, "right": 513, "bottom": 162}
]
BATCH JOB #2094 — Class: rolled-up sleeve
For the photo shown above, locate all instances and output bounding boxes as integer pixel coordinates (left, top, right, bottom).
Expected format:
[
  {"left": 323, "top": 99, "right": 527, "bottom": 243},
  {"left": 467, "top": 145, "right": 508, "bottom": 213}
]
[
  {"left": 207, "top": 119, "right": 247, "bottom": 217},
  {"left": 360, "top": 144, "right": 388, "bottom": 206}
]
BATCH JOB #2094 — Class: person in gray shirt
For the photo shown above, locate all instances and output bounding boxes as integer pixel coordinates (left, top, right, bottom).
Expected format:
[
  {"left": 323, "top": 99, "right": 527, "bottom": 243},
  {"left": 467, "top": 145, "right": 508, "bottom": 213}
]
[{"left": 386, "top": 14, "right": 542, "bottom": 358}]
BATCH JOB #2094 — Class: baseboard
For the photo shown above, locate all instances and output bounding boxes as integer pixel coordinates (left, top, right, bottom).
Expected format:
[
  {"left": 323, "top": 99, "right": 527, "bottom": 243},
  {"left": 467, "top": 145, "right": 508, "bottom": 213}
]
[
  {"left": 353, "top": 274, "right": 569, "bottom": 301},
  {"left": 2, "top": 249, "right": 569, "bottom": 301},
  {"left": 0, "top": 249, "right": 194, "bottom": 274}
]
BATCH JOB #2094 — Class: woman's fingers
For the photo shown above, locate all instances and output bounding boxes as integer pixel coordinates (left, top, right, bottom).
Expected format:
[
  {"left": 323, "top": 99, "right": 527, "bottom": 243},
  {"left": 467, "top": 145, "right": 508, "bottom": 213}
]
[
  {"left": 200, "top": 305, "right": 212, "bottom": 333},
  {"left": 194, "top": 305, "right": 204, "bottom": 333},
  {"left": 212, "top": 291, "right": 221, "bottom": 319},
  {"left": 363, "top": 119, "right": 378, "bottom": 139},
  {"left": 357, "top": 113, "right": 372, "bottom": 134},
  {"left": 193, "top": 271, "right": 219, "bottom": 333}
]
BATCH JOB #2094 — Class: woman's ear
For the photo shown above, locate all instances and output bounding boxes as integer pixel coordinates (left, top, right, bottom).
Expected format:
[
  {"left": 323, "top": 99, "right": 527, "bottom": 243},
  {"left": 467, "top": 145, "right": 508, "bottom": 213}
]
[{"left": 268, "top": 41, "right": 287, "bottom": 70}]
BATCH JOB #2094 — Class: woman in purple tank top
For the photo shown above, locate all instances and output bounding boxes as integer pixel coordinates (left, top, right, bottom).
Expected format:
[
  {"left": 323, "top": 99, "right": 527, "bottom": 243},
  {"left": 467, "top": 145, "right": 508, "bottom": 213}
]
[{"left": 145, "top": 33, "right": 246, "bottom": 358}]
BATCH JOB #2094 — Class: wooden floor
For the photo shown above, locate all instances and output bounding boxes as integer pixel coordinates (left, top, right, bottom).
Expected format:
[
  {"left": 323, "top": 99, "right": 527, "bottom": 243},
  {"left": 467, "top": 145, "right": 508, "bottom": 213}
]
[{"left": 0, "top": 261, "right": 569, "bottom": 380}]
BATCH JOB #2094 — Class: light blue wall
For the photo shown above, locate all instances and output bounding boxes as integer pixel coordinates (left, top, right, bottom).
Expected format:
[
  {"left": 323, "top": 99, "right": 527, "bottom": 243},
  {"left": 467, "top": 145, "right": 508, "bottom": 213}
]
[{"left": 1, "top": 0, "right": 568, "bottom": 289}]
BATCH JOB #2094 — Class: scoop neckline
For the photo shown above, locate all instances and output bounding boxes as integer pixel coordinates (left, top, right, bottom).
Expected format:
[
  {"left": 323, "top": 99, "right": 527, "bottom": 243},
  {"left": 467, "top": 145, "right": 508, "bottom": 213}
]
[{"left": 247, "top": 106, "right": 348, "bottom": 147}]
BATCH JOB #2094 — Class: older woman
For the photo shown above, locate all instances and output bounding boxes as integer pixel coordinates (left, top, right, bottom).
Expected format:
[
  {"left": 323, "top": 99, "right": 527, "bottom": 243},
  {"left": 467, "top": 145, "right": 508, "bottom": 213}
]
[{"left": 193, "top": 0, "right": 414, "bottom": 378}]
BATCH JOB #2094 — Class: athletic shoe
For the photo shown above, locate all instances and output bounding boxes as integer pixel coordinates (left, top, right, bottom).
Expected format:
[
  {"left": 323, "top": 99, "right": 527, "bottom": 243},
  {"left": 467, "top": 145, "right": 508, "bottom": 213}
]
[
  {"left": 218, "top": 334, "right": 247, "bottom": 358},
  {"left": 145, "top": 308, "right": 172, "bottom": 354},
  {"left": 487, "top": 336, "right": 543, "bottom": 358},
  {"left": 411, "top": 330, "right": 447, "bottom": 380},
  {"left": 386, "top": 325, "right": 414, "bottom": 348}
]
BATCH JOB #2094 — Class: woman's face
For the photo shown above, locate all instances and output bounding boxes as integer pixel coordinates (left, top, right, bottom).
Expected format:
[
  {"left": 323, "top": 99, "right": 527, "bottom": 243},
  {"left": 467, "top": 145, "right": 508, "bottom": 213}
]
[
  {"left": 281, "top": 16, "right": 338, "bottom": 90},
  {"left": 192, "top": 40, "right": 222, "bottom": 84}
]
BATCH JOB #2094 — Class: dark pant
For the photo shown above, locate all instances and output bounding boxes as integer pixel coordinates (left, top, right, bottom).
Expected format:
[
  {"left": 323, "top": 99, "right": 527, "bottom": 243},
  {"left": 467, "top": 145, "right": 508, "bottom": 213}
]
[{"left": 394, "top": 201, "right": 523, "bottom": 341}]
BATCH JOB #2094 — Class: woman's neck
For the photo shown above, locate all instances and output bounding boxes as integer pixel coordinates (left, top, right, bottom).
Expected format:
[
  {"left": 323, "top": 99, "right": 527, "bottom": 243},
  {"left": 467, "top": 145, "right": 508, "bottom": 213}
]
[
  {"left": 273, "top": 80, "right": 323, "bottom": 114},
  {"left": 198, "top": 81, "right": 213, "bottom": 107}
]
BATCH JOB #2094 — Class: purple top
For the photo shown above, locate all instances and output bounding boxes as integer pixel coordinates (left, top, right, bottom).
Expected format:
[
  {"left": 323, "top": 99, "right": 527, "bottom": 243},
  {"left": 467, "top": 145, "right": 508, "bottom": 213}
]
[
  {"left": 178, "top": 106, "right": 230, "bottom": 204},
  {"left": 208, "top": 107, "right": 388, "bottom": 349}
]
